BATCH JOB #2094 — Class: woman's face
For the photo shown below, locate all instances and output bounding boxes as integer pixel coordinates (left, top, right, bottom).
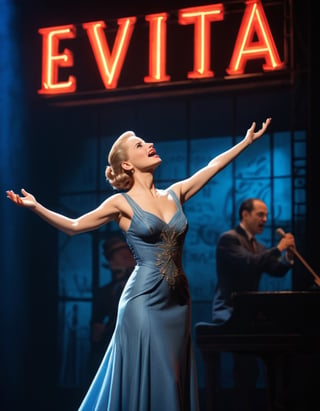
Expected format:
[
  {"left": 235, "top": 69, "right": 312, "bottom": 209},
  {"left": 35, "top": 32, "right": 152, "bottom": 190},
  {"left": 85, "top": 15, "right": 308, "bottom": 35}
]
[{"left": 123, "top": 135, "right": 162, "bottom": 172}]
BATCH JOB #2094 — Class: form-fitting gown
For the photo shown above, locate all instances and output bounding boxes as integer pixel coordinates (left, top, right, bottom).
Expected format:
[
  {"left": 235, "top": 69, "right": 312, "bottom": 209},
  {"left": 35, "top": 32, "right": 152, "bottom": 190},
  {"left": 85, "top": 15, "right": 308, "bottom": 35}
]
[{"left": 78, "top": 189, "right": 200, "bottom": 411}]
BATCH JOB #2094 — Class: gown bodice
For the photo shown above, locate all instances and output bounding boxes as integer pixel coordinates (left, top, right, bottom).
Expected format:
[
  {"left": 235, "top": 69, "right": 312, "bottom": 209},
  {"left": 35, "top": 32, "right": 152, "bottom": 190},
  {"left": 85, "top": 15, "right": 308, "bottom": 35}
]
[{"left": 122, "top": 189, "right": 188, "bottom": 288}]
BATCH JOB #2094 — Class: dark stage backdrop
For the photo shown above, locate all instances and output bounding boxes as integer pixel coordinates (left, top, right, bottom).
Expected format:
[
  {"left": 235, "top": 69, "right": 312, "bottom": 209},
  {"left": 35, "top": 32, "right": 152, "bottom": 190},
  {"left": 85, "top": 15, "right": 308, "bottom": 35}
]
[
  {"left": 1, "top": 1, "right": 317, "bottom": 410},
  {"left": 57, "top": 126, "right": 304, "bottom": 390}
]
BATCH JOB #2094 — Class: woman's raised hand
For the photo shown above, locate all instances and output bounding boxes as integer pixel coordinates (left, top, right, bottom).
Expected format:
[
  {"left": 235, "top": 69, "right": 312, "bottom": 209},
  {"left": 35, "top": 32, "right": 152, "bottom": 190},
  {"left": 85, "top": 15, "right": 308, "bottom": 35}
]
[
  {"left": 245, "top": 117, "right": 272, "bottom": 144},
  {"left": 6, "top": 188, "right": 37, "bottom": 209}
]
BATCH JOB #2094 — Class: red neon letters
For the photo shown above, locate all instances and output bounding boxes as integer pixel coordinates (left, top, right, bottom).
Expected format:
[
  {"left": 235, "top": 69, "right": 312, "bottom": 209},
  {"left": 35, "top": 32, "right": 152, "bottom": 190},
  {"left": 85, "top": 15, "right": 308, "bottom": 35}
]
[{"left": 38, "top": 1, "right": 284, "bottom": 95}]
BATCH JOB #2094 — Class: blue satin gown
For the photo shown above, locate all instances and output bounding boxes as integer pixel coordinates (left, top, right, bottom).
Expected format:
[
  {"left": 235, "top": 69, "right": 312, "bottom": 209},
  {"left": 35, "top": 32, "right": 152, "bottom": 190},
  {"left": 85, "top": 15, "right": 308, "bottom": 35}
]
[{"left": 78, "top": 189, "right": 200, "bottom": 411}]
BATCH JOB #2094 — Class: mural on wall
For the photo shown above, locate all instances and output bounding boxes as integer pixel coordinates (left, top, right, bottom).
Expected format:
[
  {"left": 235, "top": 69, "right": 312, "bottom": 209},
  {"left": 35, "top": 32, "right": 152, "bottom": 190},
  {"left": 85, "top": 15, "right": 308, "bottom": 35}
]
[{"left": 57, "top": 130, "right": 304, "bottom": 388}]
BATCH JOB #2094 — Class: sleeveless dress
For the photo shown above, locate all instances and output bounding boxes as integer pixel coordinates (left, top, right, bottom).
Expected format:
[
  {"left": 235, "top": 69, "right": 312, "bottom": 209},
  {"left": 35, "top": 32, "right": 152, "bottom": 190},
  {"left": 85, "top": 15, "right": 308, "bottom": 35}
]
[{"left": 78, "top": 189, "right": 200, "bottom": 411}]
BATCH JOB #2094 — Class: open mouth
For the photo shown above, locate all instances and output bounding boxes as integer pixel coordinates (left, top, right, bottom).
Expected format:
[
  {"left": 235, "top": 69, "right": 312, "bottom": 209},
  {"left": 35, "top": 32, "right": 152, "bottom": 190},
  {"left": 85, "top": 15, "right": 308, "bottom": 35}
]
[{"left": 148, "top": 149, "right": 157, "bottom": 157}]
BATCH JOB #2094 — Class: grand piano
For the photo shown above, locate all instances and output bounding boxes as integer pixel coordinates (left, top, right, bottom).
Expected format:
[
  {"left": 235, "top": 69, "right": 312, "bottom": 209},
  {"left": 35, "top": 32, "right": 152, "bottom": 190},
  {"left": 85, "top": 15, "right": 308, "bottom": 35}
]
[{"left": 195, "top": 291, "right": 320, "bottom": 411}]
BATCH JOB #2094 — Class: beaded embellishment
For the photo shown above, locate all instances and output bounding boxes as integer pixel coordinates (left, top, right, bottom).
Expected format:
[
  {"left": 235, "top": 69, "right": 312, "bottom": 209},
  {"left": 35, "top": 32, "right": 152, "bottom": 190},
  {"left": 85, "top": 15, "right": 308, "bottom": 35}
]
[{"left": 156, "top": 226, "right": 186, "bottom": 288}]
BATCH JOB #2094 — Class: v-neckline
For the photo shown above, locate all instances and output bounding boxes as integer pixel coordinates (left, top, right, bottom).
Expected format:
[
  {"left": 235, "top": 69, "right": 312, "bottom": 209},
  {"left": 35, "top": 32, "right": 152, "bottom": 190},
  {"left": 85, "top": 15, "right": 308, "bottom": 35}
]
[{"left": 124, "top": 191, "right": 179, "bottom": 226}]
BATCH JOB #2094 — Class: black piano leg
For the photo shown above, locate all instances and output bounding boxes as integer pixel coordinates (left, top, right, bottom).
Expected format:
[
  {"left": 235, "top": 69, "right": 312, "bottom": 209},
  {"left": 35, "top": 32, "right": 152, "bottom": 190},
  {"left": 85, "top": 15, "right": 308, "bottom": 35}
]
[
  {"left": 261, "top": 352, "right": 289, "bottom": 411},
  {"left": 233, "top": 352, "right": 260, "bottom": 411},
  {"left": 201, "top": 352, "right": 221, "bottom": 411}
]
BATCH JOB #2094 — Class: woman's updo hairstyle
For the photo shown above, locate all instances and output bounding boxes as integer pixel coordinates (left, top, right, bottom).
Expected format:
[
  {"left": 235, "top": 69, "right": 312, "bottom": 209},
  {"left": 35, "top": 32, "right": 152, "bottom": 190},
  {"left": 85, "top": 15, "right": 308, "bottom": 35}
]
[{"left": 105, "top": 131, "right": 135, "bottom": 190}]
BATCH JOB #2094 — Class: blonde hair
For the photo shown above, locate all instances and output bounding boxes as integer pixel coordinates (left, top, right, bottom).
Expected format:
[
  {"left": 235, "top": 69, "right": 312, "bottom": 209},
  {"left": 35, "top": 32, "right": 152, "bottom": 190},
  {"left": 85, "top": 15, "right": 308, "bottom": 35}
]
[{"left": 105, "top": 131, "right": 135, "bottom": 190}]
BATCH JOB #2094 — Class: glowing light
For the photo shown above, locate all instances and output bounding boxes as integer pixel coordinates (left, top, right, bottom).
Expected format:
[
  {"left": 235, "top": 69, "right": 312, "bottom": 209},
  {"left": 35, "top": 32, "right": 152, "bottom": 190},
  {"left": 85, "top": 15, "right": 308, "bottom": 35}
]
[
  {"left": 38, "top": 25, "right": 76, "bottom": 94},
  {"left": 83, "top": 18, "right": 136, "bottom": 89},
  {"left": 144, "top": 13, "right": 170, "bottom": 83},
  {"left": 226, "top": 1, "right": 284, "bottom": 75},
  {"left": 37, "top": 2, "right": 286, "bottom": 95},
  {"left": 179, "top": 4, "right": 224, "bottom": 79}
]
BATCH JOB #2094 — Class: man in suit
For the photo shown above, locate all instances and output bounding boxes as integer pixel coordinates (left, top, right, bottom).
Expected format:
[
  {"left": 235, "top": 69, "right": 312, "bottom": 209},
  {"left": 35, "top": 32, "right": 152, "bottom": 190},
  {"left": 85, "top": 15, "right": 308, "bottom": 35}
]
[{"left": 211, "top": 198, "right": 295, "bottom": 411}]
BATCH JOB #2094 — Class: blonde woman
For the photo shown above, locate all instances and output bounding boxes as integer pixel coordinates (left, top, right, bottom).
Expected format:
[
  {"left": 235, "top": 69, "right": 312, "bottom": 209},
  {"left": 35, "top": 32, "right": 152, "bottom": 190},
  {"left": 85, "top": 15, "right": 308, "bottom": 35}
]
[{"left": 7, "top": 118, "right": 271, "bottom": 411}]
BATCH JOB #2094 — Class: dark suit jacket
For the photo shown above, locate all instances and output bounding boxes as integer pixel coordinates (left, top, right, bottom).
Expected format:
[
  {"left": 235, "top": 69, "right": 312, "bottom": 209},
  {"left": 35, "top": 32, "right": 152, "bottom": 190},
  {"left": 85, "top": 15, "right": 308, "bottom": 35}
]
[{"left": 211, "top": 225, "right": 292, "bottom": 325}]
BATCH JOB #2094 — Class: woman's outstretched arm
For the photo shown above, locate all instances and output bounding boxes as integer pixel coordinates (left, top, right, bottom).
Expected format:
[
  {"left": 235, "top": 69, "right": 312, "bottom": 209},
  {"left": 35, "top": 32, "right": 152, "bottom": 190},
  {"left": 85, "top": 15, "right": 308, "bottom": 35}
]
[
  {"left": 6, "top": 188, "right": 121, "bottom": 236},
  {"left": 170, "top": 118, "right": 271, "bottom": 203}
]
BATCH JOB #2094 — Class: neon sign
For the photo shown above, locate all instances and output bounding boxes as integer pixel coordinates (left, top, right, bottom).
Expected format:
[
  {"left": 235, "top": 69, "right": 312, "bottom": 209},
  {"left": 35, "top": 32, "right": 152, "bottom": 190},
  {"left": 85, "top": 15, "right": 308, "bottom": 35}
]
[{"left": 38, "top": 1, "right": 288, "bottom": 96}]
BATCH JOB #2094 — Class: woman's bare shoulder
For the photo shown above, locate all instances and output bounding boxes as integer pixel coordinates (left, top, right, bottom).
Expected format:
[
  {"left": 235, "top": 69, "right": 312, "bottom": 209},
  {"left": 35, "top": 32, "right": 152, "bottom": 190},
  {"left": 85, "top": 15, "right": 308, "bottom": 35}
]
[{"left": 100, "top": 192, "right": 126, "bottom": 208}]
